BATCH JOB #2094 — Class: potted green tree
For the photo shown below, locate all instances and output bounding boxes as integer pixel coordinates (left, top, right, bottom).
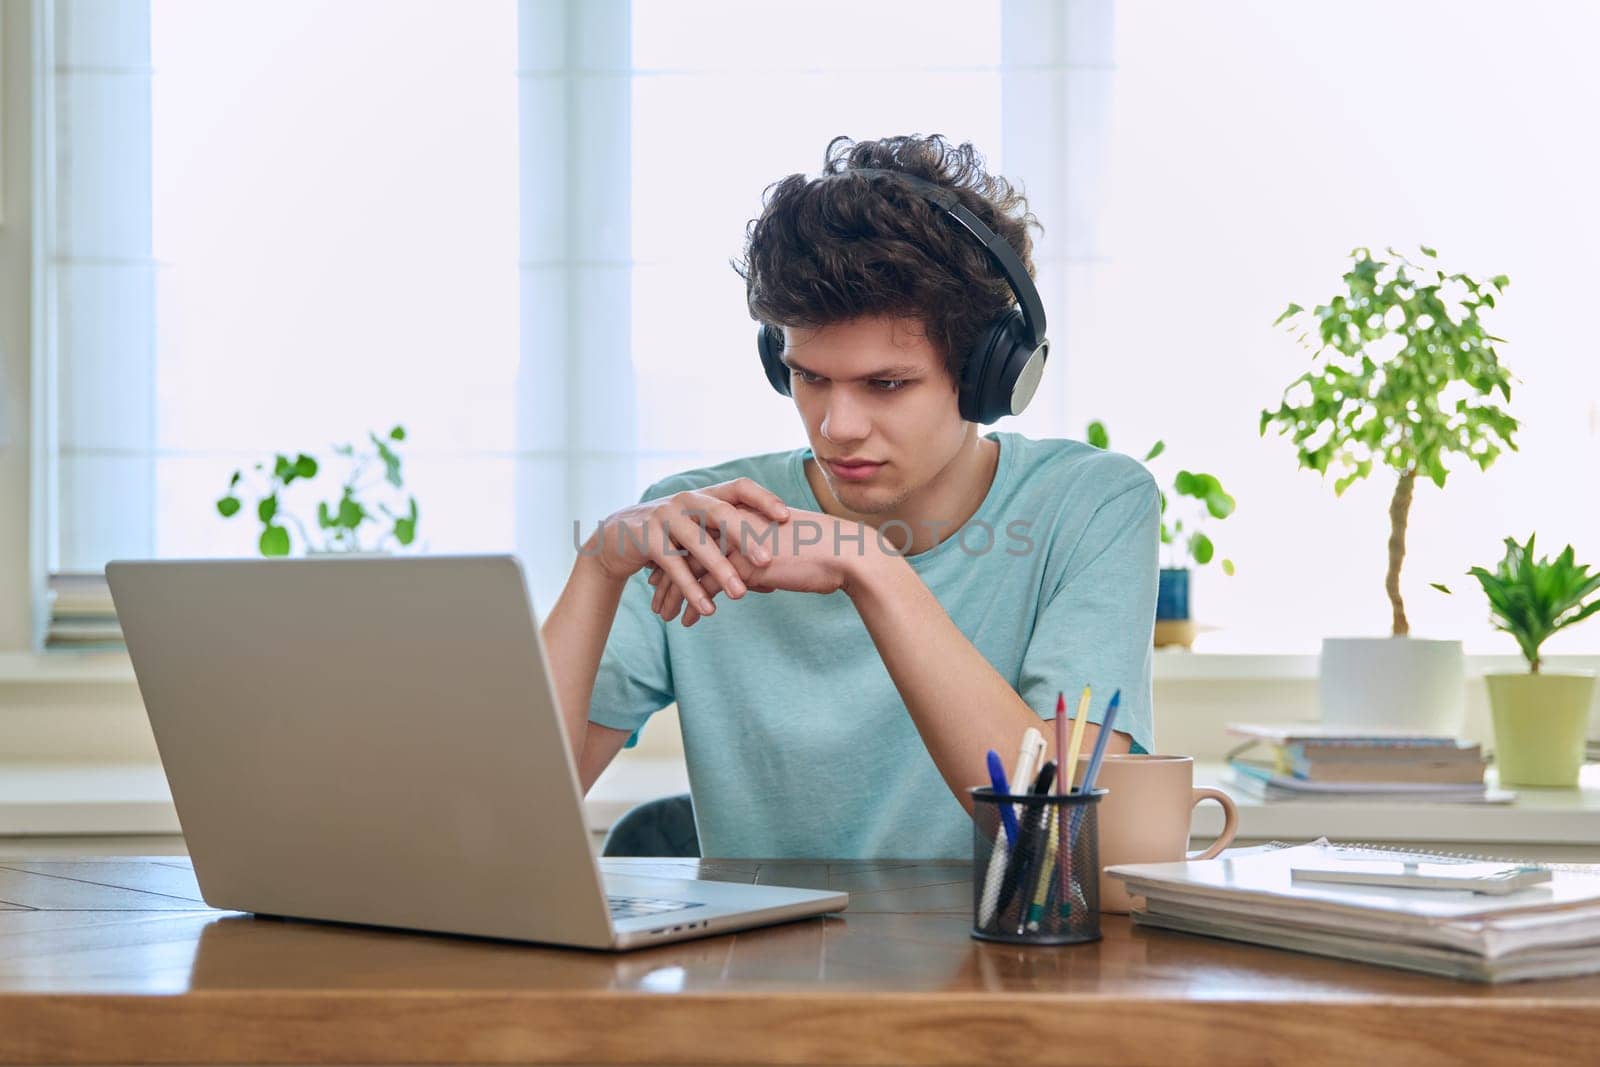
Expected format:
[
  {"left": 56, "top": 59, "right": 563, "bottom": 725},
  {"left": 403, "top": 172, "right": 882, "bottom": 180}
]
[
  {"left": 216, "top": 426, "right": 420, "bottom": 556},
  {"left": 1087, "top": 421, "right": 1235, "bottom": 649},
  {"left": 1443, "top": 535, "right": 1600, "bottom": 787},
  {"left": 1262, "top": 247, "right": 1518, "bottom": 734}
]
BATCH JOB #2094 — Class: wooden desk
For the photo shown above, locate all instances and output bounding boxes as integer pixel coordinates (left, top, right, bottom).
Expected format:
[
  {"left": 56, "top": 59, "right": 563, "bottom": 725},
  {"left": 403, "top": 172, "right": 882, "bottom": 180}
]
[{"left": 1, "top": 857, "right": 1597, "bottom": 1066}]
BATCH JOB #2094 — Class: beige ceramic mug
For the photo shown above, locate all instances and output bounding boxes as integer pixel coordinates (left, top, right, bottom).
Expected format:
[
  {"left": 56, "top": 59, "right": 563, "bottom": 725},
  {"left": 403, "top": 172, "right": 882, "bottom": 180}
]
[{"left": 1091, "top": 754, "right": 1239, "bottom": 914}]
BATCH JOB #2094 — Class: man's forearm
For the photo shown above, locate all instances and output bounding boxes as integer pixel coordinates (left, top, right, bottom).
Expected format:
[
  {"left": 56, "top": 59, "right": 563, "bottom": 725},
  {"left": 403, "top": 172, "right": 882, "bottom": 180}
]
[
  {"left": 843, "top": 552, "right": 1124, "bottom": 815},
  {"left": 540, "top": 554, "right": 630, "bottom": 763}
]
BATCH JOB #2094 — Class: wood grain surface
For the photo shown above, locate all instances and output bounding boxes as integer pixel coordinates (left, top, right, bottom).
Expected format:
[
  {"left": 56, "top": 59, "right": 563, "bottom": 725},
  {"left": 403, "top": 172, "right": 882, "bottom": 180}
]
[{"left": 1, "top": 856, "right": 1597, "bottom": 1065}]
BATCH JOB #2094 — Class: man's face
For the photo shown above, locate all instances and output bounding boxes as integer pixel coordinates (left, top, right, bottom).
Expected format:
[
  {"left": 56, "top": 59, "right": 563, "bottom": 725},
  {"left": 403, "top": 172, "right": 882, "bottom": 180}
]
[{"left": 782, "top": 315, "right": 969, "bottom": 516}]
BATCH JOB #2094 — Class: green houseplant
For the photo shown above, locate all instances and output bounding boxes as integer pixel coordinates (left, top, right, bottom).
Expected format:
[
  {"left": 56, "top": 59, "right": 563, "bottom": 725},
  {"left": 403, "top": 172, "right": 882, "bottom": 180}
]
[
  {"left": 1444, "top": 535, "right": 1600, "bottom": 786},
  {"left": 216, "top": 426, "right": 419, "bottom": 557},
  {"left": 1087, "top": 420, "right": 1235, "bottom": 648},
  {"left": 1262, "top": 247, "right": 1519, "bottom": 733}
]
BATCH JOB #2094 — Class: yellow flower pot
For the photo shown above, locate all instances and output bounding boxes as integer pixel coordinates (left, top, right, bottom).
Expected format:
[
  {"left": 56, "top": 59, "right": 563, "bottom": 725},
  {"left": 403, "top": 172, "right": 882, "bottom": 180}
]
[{"left": 1485, "top": 671, "right": 1596, "bottom": 787}]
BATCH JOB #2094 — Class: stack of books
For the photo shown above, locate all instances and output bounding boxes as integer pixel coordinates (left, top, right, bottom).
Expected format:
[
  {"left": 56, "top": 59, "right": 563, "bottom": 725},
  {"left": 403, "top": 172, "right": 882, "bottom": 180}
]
[
  {"left": 1226, "top": 723, "right": 1507, "bottom": 803},
  {"left": 44, "top": 571, "right": 124, "bottom": 651},
  {"left": 1109, "top": 839, "right": 1600, "bottom": 982}
]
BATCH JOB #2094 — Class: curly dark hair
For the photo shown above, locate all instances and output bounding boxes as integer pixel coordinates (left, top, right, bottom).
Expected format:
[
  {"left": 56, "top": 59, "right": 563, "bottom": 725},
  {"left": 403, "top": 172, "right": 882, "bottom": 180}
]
[{"left": 734, "top": 134, "right": 1041, "bottom": 381}]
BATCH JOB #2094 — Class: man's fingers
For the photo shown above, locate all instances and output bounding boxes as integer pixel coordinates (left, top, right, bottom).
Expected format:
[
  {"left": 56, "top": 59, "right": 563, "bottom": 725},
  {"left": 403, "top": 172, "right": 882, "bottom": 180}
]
[
  {"left": 659, "top": 552, "right": 773, "bottom": 625},
  {"left": 679, "top": 497, "right": 772, "bottom": 567},
  {"left": 645, "top": 523, "right": 780, "bottom": 625},
  {"left": 655, "top": 567, "right": 694, "bottom": 621},
  {"left": 708, "top": 478, "right": 789, "bottom": 524},
  {"left": 690, "top": 552, "right": 766, "bottom": 602},
  {"left": 721, "top": 550, "right": 761, "bottom": 584},
  {"left": 647, "top": 525, "right": 712, "bottom": 619},
  {"left": 664, "top": 511, "right": 746, "bottom": 601},
  {"left": 701, "top": 500, "right": 775, "bottom": 565}
]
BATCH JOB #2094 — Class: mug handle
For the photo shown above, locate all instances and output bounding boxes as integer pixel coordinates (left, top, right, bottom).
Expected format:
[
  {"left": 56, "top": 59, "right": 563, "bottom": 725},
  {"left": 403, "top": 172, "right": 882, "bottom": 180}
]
[{"left": 1186, "top": 787, "right": 1239, "bottom": 861}]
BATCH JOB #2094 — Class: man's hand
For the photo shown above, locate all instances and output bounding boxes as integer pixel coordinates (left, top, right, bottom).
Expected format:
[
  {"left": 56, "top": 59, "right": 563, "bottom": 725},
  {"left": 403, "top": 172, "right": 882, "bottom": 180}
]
[
  {"left": 585, "top": 478, "right": 791, "bottom": 619},
  {"left": 645, "top": 508, "right": 890, "bottom": 625}
]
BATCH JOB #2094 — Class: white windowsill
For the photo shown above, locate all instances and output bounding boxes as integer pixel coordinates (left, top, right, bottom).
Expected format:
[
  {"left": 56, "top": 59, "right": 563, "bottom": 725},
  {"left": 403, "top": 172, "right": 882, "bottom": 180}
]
[
  {"left": 0, "top": 759, "right": 689, "bottom": 837},
  {"left": 4, "top": 649, "right": 1596, "bottom": 688},
  {"left": 7, "top": 759, "right": 1600, "bottom": 847},
  {"left": 0, "top": 651, "right": 140, "bottom": 685}
]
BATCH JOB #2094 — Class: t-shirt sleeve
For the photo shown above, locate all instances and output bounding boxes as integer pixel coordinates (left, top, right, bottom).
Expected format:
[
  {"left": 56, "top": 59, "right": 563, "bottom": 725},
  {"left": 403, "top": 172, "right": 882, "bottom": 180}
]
[
  {"left": 584, "top": 483, "right": 677, "bottom": 739},
  {"left": 1017, "top": 468, "right": 1160, "bottom": 754}
]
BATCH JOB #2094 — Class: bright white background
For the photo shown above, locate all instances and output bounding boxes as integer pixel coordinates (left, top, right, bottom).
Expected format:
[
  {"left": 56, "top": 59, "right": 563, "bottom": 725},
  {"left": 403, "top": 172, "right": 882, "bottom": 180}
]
[
  {"left": 627, "top": 0, "right": 1002, "bottom": 482},
  {"left": 148, "top": 0, "right": 521, "bottom": 559},
  {"left": 1093, "top": 0, "right": 1600, "bottom": 652},
  {"left": 64, "top": 0, "right": 1600, "bottom": 656}
]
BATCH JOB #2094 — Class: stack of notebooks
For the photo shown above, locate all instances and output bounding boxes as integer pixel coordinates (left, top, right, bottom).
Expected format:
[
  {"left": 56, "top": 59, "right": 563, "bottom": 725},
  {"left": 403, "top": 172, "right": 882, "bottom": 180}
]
[
  {"left": 43, "top": 571, "right": 124, "bottom": 651},
  {"left": 1109, "top": 839, "right": 1600, "bottom": 982},
  {"left": 1226, "top": 723, "right": 1509, "bottom": 803}
]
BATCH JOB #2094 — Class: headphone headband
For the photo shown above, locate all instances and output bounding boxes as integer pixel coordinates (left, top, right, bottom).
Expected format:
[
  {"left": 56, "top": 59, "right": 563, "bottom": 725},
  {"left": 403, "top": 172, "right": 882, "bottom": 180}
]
[
  {"left": 754, "top": 164, "right": 1052, "bottom": 424},
  {"left": 842, "top": 168, "right": 1046, "bottom": 348}
]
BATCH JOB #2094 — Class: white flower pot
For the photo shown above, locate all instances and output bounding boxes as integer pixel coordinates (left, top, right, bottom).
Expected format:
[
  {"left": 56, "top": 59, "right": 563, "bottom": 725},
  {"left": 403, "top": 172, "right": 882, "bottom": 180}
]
[{"left": 1319, "top": 637, "right": 1465, "bottom": 735}]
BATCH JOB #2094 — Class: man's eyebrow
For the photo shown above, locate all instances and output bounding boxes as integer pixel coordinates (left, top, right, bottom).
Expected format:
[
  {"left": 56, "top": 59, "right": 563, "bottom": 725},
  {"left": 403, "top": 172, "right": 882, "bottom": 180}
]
[{"left": 781, "top": 357, "right": 925, "bottom": 380}]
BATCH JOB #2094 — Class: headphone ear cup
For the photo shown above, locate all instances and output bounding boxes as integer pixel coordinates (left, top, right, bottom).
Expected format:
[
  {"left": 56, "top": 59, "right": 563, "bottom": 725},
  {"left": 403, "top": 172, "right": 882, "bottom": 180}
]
[
  {"left": 757, "top": 324, "right": 792, "bottom": 397},
  {"left": 959, "top": 311, "right": 1019, "bottom": 424},
  {"left": 960, "top": 310, "right": 1048, "bottom": 425}
]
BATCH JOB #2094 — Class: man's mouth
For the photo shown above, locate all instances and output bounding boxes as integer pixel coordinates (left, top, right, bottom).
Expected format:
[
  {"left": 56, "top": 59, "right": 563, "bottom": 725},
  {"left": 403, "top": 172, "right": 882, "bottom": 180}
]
[{"left": 825, "top": 459, "right": 884, "bottom": 482}]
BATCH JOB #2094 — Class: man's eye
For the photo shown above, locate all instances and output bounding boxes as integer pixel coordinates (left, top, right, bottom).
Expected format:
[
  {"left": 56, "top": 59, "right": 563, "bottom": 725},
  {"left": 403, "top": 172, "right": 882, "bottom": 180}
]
[
  {"left": 870, "top": 379, "right": 909, "bottom": 392},
  {"left": 792, "top": 368, "right": 823, "bottom": 385}
]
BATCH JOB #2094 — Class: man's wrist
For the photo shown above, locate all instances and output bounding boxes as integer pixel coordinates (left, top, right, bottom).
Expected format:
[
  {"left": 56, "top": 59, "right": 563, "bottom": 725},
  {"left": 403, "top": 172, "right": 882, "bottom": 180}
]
[
  {"left": 574, "top": 542, "right": 630, "bottom": 590},
  {"left": 840, "top": 537, "right": 913, "bottom": 601}
]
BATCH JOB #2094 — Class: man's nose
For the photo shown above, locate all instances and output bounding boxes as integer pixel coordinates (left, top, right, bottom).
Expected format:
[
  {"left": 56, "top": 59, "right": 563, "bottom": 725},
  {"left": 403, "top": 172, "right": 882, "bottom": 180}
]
[{"left": 819, "top": 389, "right": 870, "bottom": 443}]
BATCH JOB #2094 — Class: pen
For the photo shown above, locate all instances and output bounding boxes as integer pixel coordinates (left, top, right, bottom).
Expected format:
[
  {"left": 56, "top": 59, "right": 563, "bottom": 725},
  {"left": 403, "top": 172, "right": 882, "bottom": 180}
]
[
  {"left": 1054, "top": 691, "right": 1067, "bottom": 796},
  {"left": 1026, "top": 798, "right": 1061, "bottom": 931},
  {"left": 1057, "top": 686, "right": 1092, "bottom": 912},
  {"left": 986, "top": 750, "right": 1018, "bottom": 846},
  {"left": 1011, "top": 728, "right": 1046, "bottom": 812},
  {"left": 999, "top": 760, "right": 1056, "bottom": 925},
  {"left": 1062, "top": 689, "right": 1122, "bottom": 919},
  {"left": 1079, "top": 689, "right": 1122, "bottom": 796},
  {"left": 1068, "top": 689, "right": 1121, "bottom": 846},
  {"left": 978, "top": 728, "right": 1045, "bottom": 928},
  {"left": 1031, "top": 690, "right": 1068, "bottom": 931}
]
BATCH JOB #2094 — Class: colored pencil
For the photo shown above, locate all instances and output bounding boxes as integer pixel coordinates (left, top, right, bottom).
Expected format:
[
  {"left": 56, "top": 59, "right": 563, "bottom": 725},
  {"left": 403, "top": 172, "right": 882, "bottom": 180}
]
[
  {"left": 1065, "top": 686, "right": 1093, "bottom": 790},
  {"left": 1057, "top": 685, "right": 1092, "bottom": 918},
  {"left": 1062, "top": 690, "right": 1124, "bottom": 918}
]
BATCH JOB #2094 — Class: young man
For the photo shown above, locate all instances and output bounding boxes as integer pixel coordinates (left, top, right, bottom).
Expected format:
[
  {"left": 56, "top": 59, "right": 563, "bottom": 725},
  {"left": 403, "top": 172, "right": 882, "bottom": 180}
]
[{"left": 541, "top": 134, "right": 1158, "bottom": 860}]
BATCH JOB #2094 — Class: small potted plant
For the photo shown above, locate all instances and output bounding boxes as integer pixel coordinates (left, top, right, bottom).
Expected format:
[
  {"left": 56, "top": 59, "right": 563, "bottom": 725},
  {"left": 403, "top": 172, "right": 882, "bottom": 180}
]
[
  {"left": 216, "top": 426, "right": 420, "bottom": 556},
  {"left": 1087, "top": 421, "right": 1235, "bottom": 649},
  {"left": 1262, "top": 247, "right": 1518, "bottom": 734},
  {"left": 1441, "top": 535, "right": 1600, "bottom": 787}
]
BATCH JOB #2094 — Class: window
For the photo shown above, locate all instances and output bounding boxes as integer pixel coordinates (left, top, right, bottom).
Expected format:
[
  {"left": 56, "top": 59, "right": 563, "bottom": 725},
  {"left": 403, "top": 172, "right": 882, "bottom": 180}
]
[
  {"left": 41, "top": 0, "right": 1101, "bottom": 623},
  {"left": 627, "top": 0, "right": 1003, "bottom": 480},
  {"left": 1094, "top": 0, "right": 1600, "bottom": 653},
  {"left": 47, "top": 1, "right": 1579, "bottom": 657},
  {"left": 48, "top": 0, "right": 519, "bottom": 578}
]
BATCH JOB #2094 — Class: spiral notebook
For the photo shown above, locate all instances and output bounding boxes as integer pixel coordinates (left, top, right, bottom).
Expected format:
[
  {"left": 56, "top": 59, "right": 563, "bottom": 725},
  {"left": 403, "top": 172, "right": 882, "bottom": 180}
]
[{"left": 1107, "top": 839, "right": 1600, "bottom": 983}]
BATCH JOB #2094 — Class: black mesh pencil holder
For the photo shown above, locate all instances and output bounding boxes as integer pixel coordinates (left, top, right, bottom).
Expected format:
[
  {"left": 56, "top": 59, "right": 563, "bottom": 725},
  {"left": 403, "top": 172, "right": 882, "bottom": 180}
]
[{"left": 969, "top": 786, "right": 1104, "bottom": 945}]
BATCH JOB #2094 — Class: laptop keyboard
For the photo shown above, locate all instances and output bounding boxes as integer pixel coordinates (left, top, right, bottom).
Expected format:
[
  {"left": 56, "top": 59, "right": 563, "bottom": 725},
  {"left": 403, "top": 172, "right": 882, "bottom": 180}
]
[{"left": 607, "top": 894, "right": 704, "bottom": 921}]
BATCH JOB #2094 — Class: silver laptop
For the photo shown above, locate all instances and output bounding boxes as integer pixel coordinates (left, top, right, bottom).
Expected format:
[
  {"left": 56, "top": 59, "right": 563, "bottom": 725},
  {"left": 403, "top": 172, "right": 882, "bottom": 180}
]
[{"left": 105, "top": 555, "right": 846, "bottom": 950}]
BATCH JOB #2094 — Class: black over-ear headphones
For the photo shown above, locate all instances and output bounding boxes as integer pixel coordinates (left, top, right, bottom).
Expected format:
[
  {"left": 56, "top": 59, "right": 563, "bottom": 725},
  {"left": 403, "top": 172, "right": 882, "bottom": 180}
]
[{"left": 756, "top": 168, "right": 1050, "bottom": 425}]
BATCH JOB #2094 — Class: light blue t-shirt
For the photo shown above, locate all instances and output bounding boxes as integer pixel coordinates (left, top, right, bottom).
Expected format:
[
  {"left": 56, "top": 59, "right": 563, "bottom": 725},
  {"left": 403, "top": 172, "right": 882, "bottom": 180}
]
[{"left": 587, "top": 432, "right": 1159, "bottom": 859}]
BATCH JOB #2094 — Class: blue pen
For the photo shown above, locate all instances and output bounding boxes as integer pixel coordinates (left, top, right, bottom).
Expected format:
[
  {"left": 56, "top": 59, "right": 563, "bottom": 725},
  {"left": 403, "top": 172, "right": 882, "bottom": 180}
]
[
  {"left": 1078, "top": 689, "right": 1122, "bottom": 795},
  {"left": 986, "top": 750, "right": 1019, "bottom": 845}
]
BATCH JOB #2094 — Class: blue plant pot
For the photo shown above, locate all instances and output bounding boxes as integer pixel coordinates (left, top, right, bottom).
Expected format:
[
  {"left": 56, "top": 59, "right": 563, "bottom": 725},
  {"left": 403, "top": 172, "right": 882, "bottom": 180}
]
[{"left": 1156, "top": 568, "right": 1190, "bottom": 621}]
